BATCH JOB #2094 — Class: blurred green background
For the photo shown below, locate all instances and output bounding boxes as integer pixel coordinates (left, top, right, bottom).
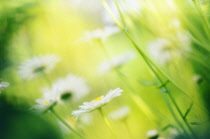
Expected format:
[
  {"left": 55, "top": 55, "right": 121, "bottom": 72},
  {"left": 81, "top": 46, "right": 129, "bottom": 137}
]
[{"left": 1, "top": 0, "right": 210, "bottom": 139}]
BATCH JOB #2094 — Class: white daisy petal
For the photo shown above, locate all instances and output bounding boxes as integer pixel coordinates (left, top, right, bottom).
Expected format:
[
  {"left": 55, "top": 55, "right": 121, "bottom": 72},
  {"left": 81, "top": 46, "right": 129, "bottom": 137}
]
[
  {"left": 0, "top": 81, "right": 10, "bottom": 91},
  {"left": 72, "top": 88, "right": 123, "bottom": 118},
  {"left": 104, "top": 88, "right": 122, "bottom": 103},
  {"left": 77, "top": 26, "right": 120, "bottom": 43},
  {"left": 18, "top": 54, "right": 60, "bottom": 80},
  {"left": 148, "top": 31, "right": 191, "bottom": 65},
  {"left": 32, "top": 74, "right": 90, "bottom": 112},
  {"left": 98, "top": 51, "right": 136, "bottom": 74}
]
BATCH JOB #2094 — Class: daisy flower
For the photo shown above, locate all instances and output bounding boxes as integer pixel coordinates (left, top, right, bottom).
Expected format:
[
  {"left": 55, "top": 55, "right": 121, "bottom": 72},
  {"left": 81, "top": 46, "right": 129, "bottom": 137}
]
[
  {"left": 108, "top": 105, "right": 130, "bottom": 121},
  {"left": 18, "top": 54, "right": 60, "bottom": 80},
  {"left": 77, "top": 26, "right": 120, "bottom": 43},
  {"left": 33, "top": 74, "right": 90, "bottom": 112},
  {"left": 148, "top": 31, "right": 191, "bottom": 65},
  {"left": 32, "top": 97, "right": 55, "bottom": 113},
  {"left": 72, "top": 88, "right": 123, "bottom": 118},
  {"left": 0, "top": 81, "right": 10, "bottom": 92},
  {"left": 44, "top": 74, "right": 90, "bottom": 102},
  {"left": 98, "top": 51, "right": 136, "bottom": 74},
  {"left": 148, "top": 38, "right": 172, "bottom": 65}
]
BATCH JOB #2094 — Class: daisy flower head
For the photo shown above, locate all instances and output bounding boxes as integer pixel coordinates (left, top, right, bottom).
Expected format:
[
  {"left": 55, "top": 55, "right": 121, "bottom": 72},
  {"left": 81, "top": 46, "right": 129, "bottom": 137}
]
[
  {"left": 0, "top": 81, "right": 10, "bottom": 92},
  {"left": 32, "top": 88, "right": 68, "bottom": 113},
  {"left": 98, "top": 51, "right": 136, "bottom": 74},
  {"left": 77, "top": 26, "right": 120, "bottom": 44},
  {"left": 148, "top": 38, "right": 172, "bottom": 65},
  {"left": 72, "top": 88, "right": 123, "bottom": 119},
  {"left": 108, "top": 105, "right": 130, "bottom": 121},
  {"left": 32, "top": 97, "right": 55, "bottom": 113},
  {"left": 44, "top": 74, "right": 90, "bottom": 102},
  {"left": 148, "top": 32, "right": 191, "bottom": 65},
  {"left": 32, "top": 74, "right": 90, "bottom": 112},
  {"left": 18, "top": 54, "right": 60, "bottom": 80}
]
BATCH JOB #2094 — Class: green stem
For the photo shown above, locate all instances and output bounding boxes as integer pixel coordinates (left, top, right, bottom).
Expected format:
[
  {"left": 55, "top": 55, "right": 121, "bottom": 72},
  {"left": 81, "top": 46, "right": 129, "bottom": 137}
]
[
  {"left": 115, "top": 70, "right": 174, "bottom": 126},
  {"left": 50, "top": 108, "right": 85, "bottom": 139},
  {"left": 97, "top": 39, "right": 172, "bottom": 126},
  {"left": 161, "top": 91, "right": 190, "bottom": 137},
  {"left": 167, "top": 91, "right": 198, "bottom": 139},
  {"left": 125, "top": 31, "right": 192, "bottom": 137},
  {"left": 100, "top": 0, "right": 197, "bottom": 138},
  {"left": 98, "top": 107, "right": 117, "bottom": 139},
  {"left": 132, "top": 4, "right": 210, "bottom": 115},
  {"left": 113, "top": 0, "right": 126, "bottom": 27},
  {"left": 125, "top": 20, "right": 197, "bottom": 139},
  {"left": 42, "top": 101, "right": 57, "bottom": 114},
  {"left": 146, "top": 56, "right": 209, "bottom": 115},
  {"left": 101, "top": 0, "right": 124, "bottom": 30}
]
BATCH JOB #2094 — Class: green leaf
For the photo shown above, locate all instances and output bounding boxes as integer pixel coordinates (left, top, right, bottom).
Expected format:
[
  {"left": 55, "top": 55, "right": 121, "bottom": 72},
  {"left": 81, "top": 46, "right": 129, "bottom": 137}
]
[{"left": 183, "top": 103, "right": 194, "bottom": 120}]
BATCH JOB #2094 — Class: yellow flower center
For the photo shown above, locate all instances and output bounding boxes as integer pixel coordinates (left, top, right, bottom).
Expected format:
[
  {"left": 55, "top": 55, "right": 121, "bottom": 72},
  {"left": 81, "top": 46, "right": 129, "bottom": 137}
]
[
  {"left": 66, "top": 118, "right": 76, "bottom": 127},
  {"left": 43, "top": 99, "right": 49, "bottom": 105},
  {"left": 93, "top": 96, "right": 103, "bottom": 101},
  {"left": 67, "top": 118, "right": 76, "bottom": 124}
]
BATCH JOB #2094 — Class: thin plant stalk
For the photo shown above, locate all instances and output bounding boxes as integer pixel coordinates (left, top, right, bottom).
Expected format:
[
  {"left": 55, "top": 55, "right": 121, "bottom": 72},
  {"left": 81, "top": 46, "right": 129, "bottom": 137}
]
[
  {"left": 42, "top": 101, "right": 57, "bottom": 114},
  {"left": 101, "top": 0, "right": 209, "bottom": 116},
  {"left": 123, "top": 17, "right": 210, "bottom": 114},
  {"left": 97, "top": 40, "right": 172, "bottom": 125},
  {"left": 100, "top": 0, "right": 124, "bottom": 30},
  {"left": 41, "top": 72, "right": 86, "bottom": 138},
  {"left": 50, "top": 108, "right": 85, "bottom": 139},
  {"left": 97, "top": 38, "right": 182, "bottom": 133},
  {"left": 98, "top": 107, "right": 117, "bottom": 139},
  {"left": 113, "top": 0, "right": 126, "bottom": 27},
  {"left": 100, "top": 0, "right": 197, "bottom": 138},
  {"left": 146, "top": 56, "right": 209, "bottom": 115}
]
